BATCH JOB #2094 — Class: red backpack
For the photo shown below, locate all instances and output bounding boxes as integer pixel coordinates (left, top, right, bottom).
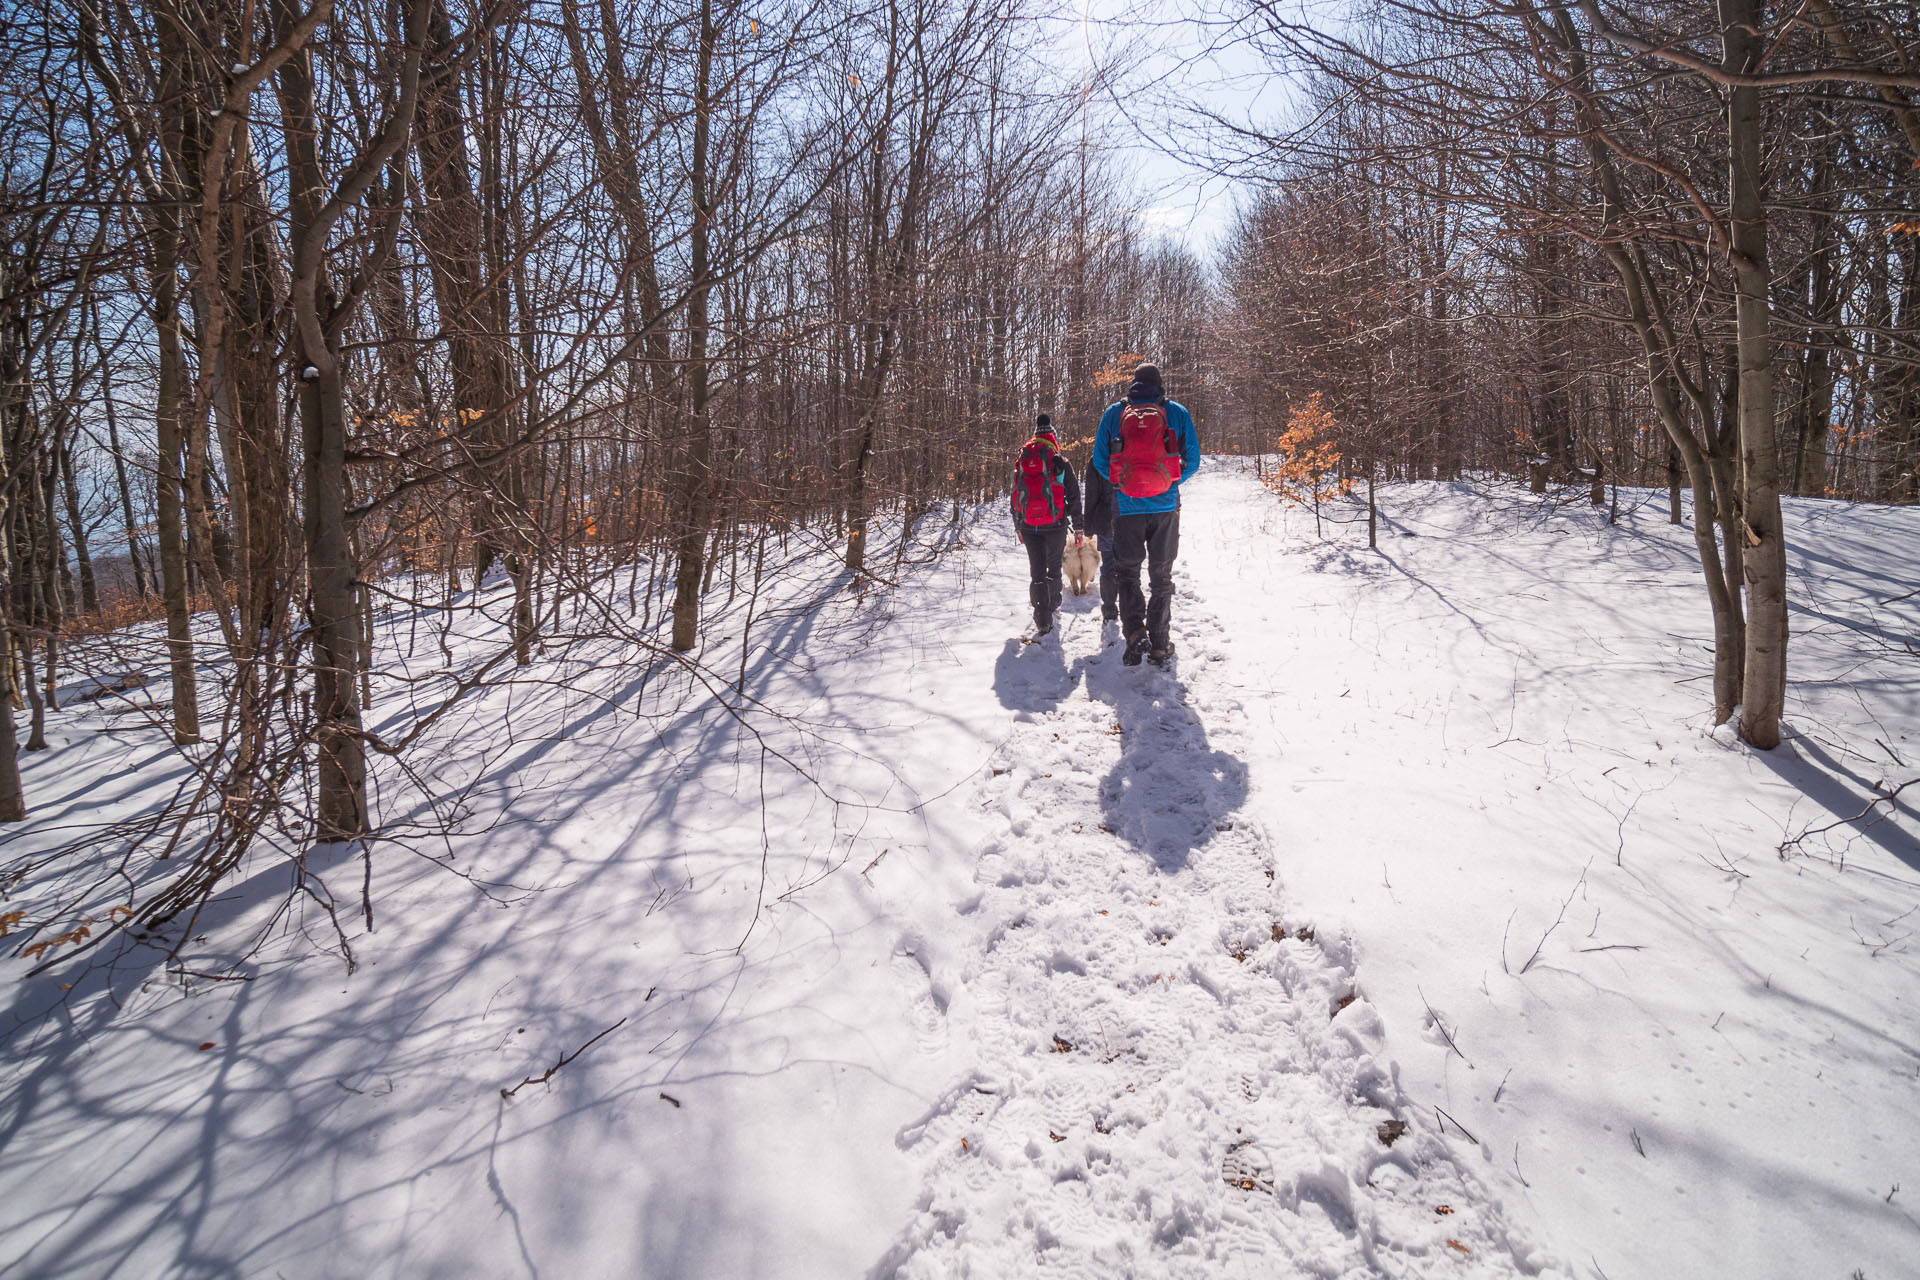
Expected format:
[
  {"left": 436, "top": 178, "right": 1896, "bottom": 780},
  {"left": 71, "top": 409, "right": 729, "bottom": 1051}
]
[
  {"left": 1012, "top": 436, "right": 1066, "bottom": 526},
  {"left": 1112, "top": 403, "right": 1183, "bottom": 498}
]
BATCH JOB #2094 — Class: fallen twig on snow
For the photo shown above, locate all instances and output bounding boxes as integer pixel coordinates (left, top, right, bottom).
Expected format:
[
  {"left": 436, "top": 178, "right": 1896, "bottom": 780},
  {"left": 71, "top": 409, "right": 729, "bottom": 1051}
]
[
  {"left": 1846, "top": 916, "right": 1910, "bottom": 958},
  {"left": 501, "top": 1018, "right": 628, "bottom": 1098},
  {"left": 1515, "top": 860, "right": 1592, "bottom": 975},
  {"left": 1694, "top": 836, "right": 1750, "bottom": 880},
  {"left": 1777, "top": 777, "right": 1918, "bottom": 863},
  {"left": 1418, "top": 985, "right": 1472, "bottom": 1067},
  {"left": 1433, "top": 1105, "right": 1479, "bottom": 1145}
]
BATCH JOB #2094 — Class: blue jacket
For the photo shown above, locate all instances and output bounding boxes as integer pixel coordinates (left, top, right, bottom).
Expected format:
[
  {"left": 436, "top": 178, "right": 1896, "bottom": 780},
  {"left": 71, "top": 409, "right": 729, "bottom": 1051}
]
[{"left": 1091, "top": 397, "right": 1201, "bottom": 516}]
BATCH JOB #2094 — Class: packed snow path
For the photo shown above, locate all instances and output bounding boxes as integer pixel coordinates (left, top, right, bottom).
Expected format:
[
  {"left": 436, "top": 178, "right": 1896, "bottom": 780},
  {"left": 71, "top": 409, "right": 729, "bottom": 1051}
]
[{"left": 873, "top": 564, "right": 1538, "bottom": 1276}]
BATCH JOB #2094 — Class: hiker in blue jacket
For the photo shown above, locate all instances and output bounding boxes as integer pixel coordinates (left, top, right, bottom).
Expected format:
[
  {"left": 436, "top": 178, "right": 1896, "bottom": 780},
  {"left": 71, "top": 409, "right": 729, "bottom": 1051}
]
[{"left": 1090, "top": 363, "right": 1201, "bottom": 667}]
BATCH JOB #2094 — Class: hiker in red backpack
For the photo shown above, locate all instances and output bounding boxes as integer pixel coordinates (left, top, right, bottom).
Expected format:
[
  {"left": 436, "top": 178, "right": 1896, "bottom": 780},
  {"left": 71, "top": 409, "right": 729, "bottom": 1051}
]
[
  {"left": 1089, "top": 363, "right": 1201, "bottom": 667},
  {"left": 1009, "top": 413, "right": 1083, "bottom": 636}
]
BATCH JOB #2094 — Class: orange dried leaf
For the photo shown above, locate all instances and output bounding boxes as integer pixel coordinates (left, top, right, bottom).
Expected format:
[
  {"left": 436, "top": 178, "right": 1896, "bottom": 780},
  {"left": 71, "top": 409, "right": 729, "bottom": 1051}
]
[{"left": 1446, "top": 1239, "right": 1470, "bottom": 1255}]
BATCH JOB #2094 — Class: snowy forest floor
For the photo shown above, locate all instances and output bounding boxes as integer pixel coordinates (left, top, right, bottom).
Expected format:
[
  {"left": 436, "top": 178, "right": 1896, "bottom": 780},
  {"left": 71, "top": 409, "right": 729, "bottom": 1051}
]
[{"left": 3, "top": 460, "right": 1917, "bottom": 1280}]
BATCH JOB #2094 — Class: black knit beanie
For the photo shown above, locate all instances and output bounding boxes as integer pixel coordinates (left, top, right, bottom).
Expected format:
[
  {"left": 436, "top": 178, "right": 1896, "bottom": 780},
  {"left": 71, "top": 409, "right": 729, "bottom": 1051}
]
[
  {"left": 1034, "top": 413, "right": 1055, "bottom": 436},
  {"left": 1127, "top": 363, "right": 1165, "bottom": 403}
]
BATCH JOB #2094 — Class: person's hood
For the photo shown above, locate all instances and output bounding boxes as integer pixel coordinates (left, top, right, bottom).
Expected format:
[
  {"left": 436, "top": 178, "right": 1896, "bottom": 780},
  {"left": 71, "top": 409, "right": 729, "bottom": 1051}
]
[{"left": 1126, "top": 362, "right": 1165, "bottom": 404}]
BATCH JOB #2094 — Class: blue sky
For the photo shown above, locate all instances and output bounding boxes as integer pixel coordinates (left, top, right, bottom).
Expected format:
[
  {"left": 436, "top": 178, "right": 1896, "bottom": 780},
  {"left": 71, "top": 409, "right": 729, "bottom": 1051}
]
[{"left": 1044, "top": 0, "right": 1306, "bottom": 256}]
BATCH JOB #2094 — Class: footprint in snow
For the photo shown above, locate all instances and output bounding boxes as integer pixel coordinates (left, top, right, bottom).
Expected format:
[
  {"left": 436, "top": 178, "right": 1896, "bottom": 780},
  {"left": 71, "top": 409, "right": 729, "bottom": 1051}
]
[{"left": 891, "top": 941, "right": 950, "bottom": 1056}]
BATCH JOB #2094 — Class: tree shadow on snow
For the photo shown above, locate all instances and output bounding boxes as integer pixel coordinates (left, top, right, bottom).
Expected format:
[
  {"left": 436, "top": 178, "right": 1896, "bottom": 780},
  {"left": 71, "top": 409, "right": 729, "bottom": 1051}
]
[
  {"left": 0, "top": 548, "right": 952, "bottom": 1280},
  {"left": 1082, "top": 648, "right": 1248, "bottom": 874},
  {"left": 1762, "top": 731, "right": 1920, "bottom": 876}
]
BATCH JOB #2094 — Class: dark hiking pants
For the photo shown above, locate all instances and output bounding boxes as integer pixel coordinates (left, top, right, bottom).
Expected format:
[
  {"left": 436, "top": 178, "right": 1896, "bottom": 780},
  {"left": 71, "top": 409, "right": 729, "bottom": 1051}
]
[
  {"left": 1097, "top": 533, "right": 1117, "bottom": 612},
  {"left": 1112, "top": 509, "right": 1178, "bottom": 645},
  {"left": 1019, "top": 521, "right": 1068, "bottom": 625}
]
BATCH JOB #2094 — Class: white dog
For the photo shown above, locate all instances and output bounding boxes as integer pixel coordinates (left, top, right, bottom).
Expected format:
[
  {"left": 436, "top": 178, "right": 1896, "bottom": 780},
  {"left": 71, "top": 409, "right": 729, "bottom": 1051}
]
[{"left": 1062, "top": 531, "right": 1101, "bottom": 596}]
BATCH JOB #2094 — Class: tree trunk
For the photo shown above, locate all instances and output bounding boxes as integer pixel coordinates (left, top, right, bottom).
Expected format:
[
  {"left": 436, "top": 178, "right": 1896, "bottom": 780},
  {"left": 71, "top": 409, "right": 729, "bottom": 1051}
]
[
  {"left": 0, "top": 600, "right": 22, "bottom": 819},
  {"left": 672, "top": 0, "right": 716, "bottom": 652},
  {"left": 57, "top": 435, "right": 98, "bottom": 614},
  {"left": 1796, "top": 327, "right": 1835, "bottom": 499},
  {"left": 154, "top": 257, "right": 203, "bottom": 743},
  {"left": 144, "top": 0, "right": 209, "bottom": 743},
  {"left": 1723, "top": 0, "right": 1786, "bottom": 749},
  {"left": 274, "top": 0, "right": 430, "bottom": 837},
  {"left": 0, "top": 259, "right": 28, "bottom": 815},
  {"left": 1548, "top": 6, "right": 1747, "bottom": 723},
  {"left": 1366, "top": 467, "right": 1377, "bottom": 549},
  {"left": 1667, "top": 441, "right": 1683, "bottom": 524},
  {"left": 0, "top": 514, "right": 21, "bottom": 815},
  {"left": 99, "top": 353, "right": 151, "bottom": 598},
  {"left": 297, "top": 356, "right": 368, "bottom": 839},
  {"left": 276, "top": 62, "right": 370, "bottom": 838},
  {"left": 416, "top": 0, "right": 531, "bottom": 660}
]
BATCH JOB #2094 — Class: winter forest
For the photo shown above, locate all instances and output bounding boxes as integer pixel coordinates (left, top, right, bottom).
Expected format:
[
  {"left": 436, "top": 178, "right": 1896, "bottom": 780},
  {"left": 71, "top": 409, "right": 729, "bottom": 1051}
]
[{"left": 2, "top": 0, "right": 1918, "bottom": 1275}]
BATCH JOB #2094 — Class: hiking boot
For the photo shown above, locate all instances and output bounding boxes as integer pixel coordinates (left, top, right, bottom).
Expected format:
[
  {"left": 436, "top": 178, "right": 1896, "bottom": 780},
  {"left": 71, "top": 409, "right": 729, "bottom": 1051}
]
[
  {"left": 1148, "top": 641, "right": 1175, "bottom": 668},
  {"left": 1033, "top": 610, "right": 1053, "bottom": 636},
  {"left": 1122, "top": 632, "right": 1147, "bottom": 666},
  {"left": 1101, "top": 601, "right": 1119, "bottom": 622}
]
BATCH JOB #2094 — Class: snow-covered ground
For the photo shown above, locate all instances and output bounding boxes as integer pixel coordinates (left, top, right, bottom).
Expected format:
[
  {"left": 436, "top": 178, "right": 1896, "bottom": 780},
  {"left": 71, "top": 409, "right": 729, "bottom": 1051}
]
[{"left": 3, "top": 461, "right": 1916, "bottom": 1279}]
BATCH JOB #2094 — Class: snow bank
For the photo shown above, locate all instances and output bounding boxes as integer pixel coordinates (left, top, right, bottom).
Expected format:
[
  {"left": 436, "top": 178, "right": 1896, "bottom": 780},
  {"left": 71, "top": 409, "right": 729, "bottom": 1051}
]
[{"left": 1192, "top": 464, "right": 1919, "bottom": 1280}]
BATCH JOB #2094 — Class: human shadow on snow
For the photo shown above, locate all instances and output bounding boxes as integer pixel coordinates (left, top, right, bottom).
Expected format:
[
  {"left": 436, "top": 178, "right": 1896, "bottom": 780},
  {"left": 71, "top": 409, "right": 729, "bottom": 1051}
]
[
  {"left": 1081, "top": 643, "right": 1249, "bottom": 874},
  {"left": 991, "top": 579, "right": 1111, "bottom": 715},
  {"left": 991, "top": 633, "right": 1073, "bottom": 713}
]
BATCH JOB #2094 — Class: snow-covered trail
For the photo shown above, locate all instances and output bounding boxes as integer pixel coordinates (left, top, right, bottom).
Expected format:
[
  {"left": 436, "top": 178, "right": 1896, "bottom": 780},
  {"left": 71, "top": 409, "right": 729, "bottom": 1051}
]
[
  {"left": 870, "top": 479, "right": 1545, "bottom": 1276},
  {"left": 867, "top": 461, "right": 1919, "bottom": 1280},
  {"left": 5, "top": 461, "right": 1913, "bottom": 1280}
]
